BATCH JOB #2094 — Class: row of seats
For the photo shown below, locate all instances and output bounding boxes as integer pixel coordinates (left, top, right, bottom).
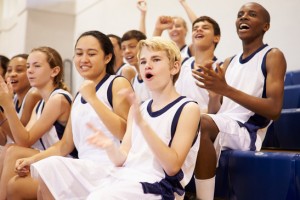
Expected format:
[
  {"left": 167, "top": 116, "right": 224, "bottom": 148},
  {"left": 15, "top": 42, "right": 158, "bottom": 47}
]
[
  {"left": 285, "top": 70, "right": 300, "bottom": 86},
  {"left": 185, "top": 71, "right": 300, "bottom": 200},
  {"left": 213, "top": 70, "right": 300, "bottom": 199},
  {"left": 215, "top": 150, "right": 300, "bottom": 200}
]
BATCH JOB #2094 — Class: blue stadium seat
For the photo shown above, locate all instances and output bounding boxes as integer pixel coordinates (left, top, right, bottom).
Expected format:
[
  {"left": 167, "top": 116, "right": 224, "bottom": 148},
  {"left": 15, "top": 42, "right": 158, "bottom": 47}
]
[
  {"left": 215, "top": 150, "right": 299, "bottom": 200},
  {"left": 274, "top": 109, "right": 300, "bottom": 150},
  {"left": 285, "top": 72, "right": 293, "bottom": 86},
  {"left": 263, "top": 109, "right": 300, "bottom": 150},
  {"left": 291, "top": 70, "right": 300, "bottom": 85},
  {"left": 283, "top": 85, "right": 300, "bottom": 109}
]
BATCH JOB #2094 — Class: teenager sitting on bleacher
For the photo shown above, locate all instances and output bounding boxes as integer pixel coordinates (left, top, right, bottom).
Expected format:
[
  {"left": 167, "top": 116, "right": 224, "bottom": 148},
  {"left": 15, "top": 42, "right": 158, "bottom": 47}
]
[{"left": 192, "top": 2, "right": 287, "bottom": 200}]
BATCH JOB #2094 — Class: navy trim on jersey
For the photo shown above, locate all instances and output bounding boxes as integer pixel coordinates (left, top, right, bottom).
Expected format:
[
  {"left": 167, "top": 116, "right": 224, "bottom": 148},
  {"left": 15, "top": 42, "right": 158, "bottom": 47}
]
[
  {"left": 137, "top": 76, "right": 144, "bottom": 83},
  {"left": 191, "top": 56, "right": 218, "bottom": 70},
  {"left": 35, "top": 90, "right": 72, "bottom": 151},
  {"left": 169, "top": 100, "right": 198, "bottom": 147},
  {"left": 81, "top": 74, "right": 110, "bottom": 104},
  {"left": 180, "top": 44, "right": 187, "bottom": 52},
  {"left": 107, "top": 75, "right": 121, "bottom": 108},
  {"left": 262, "top": 48, "right": 272, "bottom": 98},
  {"left": 115, "top": 62, "right": 126, "bottom": 75},
  {"left": 15, "top": 99, "right": 21, "bottom": 113},
  {"left": 181, "top": 57, "right": 189, "bottom": 65},
  {"left": 237, "top": 45, "right": 271, "bottom": 151},
  {"left": 141, "top": 97, "right": 200, "bottom": 199},
  {"left": 141, "top": 170, "right": 185, "bottom": 200},
  {"left": 239, "top": 44, "right": 268, "bottom": 64},
  {"left": 147, "top": 96, "right": 185, "bottom": 118}
]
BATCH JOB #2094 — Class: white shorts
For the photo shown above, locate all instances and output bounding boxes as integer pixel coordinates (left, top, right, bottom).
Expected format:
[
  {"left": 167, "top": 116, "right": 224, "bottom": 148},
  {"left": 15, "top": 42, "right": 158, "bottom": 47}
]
[
  {"left": 87, "top": 177, "right": 162, "bottom": 200},
  {"left": 206, "top": 114, "right": 265, "bottom": 165}
]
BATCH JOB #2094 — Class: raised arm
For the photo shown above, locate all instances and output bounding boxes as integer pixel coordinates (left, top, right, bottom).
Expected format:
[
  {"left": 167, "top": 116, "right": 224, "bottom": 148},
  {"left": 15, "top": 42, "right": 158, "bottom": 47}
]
[
  {"left": 19, "top": 88, "right": 41, "bottom": 126},
  {"left": 179, "top": 0, "right": 197, "bottom": 23},
  {"left": 137, "top": 0, "right": 147, "bottom": 35},
  {"left": 153, "top": 16, "right": 174, "bottom": 36}
]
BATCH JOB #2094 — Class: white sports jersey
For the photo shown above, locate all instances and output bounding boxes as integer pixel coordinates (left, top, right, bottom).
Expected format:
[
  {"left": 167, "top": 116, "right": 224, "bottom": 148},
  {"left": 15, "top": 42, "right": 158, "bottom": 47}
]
[
  {"left": 6, "top": 88, "right": 34, "bottom": 144},
  {"left": 31, "top": 75, "right": 125, "bottom": 199},
  {"left": 132, "top": 75, "right": 151, "bottom": 102},
  {"left": 180, "top": 44, "right": 192, "bottom": 63},
  {"left": 109, "top": 96, "right": 200, "bottom": 199},
  {"left": 71, "top": 74, "right": 121, "bottom": 162},
  {"left": 115, "top": 62, "right": 136, "bottom": 76},
  {"left": 31, "top": 88, "right": 72, "bottom": 150},
  {"left": 217, "top": 44, "right": 272, "bottom": 150},
  {"left": 175, "top": 56, "right": 221, "bottom": 113}
]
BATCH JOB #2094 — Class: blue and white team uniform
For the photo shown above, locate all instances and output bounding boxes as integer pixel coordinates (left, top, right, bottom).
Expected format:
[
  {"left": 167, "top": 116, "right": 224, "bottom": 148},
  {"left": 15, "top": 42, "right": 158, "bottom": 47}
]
[
  {"left": 175, "top": 56, "right": 221, "bottom": 113},
  {"left": 132, "top": 75, "right": 151, "bottom": 102},
  {"left": 208, "top": 44, "right": 273, "bottom": 160},
  {"left": 31, "top": 75, "right": 127, "bottom": 199},
  {"left": 87, "top": 96, "right": 200, "bottom": 200},
  {"left": 180, "top": 44, "right": 192, "bottom": 64},
  {"left": 5, "top": 88, "right": 35, "bottom": 144},
  {"left": 115, "top": 62, "right": 136, "bottom": 77},
  {"left": 31, "top": 88, "right": 72, "bottom": 150}
]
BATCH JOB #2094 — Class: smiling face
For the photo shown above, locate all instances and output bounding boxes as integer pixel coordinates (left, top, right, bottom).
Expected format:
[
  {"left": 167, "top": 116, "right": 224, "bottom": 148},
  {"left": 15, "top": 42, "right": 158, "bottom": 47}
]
[
  {"left": 121, "top": 38, "right": 139, "bottom": 68},
  {"left": 192, "top": 20, "right": 220, "bottom": 50},
  {"left": 6, "top": 56, "right": 30, "bottom": 94},
  {"left": 74, "top": 35, "right": 112, "bottom": 82},
  {"left": 168, "top": 17, "right": 187, "bottom": 45},
  {"left": 236, "top": 2, "right": 270, "bottom": 41}
]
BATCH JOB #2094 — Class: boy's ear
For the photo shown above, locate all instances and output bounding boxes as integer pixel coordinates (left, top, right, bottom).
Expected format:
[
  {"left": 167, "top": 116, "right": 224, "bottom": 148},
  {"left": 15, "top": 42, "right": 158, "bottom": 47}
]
[{"left": 171, "top": 60, "right": 180, "bottom": 75}]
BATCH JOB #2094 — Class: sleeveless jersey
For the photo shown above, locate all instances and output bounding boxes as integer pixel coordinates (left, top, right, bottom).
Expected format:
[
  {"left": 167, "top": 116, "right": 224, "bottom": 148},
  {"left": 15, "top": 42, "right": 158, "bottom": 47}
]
[
  {"left": 31, "top": 88, "right": 72, "bottom": 150},
  {"left": 111, "top": 96, "right": 200, "bottom": 199},
  {"left": 71, "top": 74, "right": 121, "bottom": 163},
  {"left": 175, "top": 56, "right": 221, "bottom": 113},
  {"left": 132, "top": 75, "right": 151, "bottom": 102},
  {"left": 218, "top": 44, "right": 272, "bottom": 150},
  {"left": 6, "top": 88, "right": 34, "bottom": 144}
]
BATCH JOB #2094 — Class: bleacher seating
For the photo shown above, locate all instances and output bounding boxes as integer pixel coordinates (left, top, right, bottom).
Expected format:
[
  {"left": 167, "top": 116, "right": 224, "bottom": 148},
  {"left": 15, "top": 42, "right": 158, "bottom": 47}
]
[
  {"left": 283, "top": 85, "right": 300, "bottom": 109},
  {"left": 285, "top": 70, "right": 300, "bottom": 86},
  {"left": 214, "top": 150, "right": 300, "bottom": 200},
  {"left": 186, "top": 70, "right": 300, "bottom": 200}
]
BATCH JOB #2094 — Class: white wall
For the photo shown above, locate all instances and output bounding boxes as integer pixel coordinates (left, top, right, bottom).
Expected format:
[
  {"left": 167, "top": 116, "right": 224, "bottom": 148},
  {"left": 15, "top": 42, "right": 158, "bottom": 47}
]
[
  {"left": 74, "top": 0, "right": 299, "bottom": 72},
  {"left": 0, "top": 0, "right": 299, "bottom": 93}
]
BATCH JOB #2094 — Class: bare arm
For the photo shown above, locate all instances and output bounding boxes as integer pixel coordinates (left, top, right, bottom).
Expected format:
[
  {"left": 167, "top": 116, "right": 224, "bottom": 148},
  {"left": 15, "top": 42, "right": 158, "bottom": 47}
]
[
  {"left": 19, "top": 88, "right": 41, "bottom": 126},
  {"left": 80, "top": 77, "right": 133, "bottom": 140},
  {"left": 0, "top": 78, "right": 71, "bottom": 147},
  {"left": 179, "top": 0, "right": 197, "bottom": 23},
  {"left": 120, "top": 65, "right": 137, "bottom": 83},
  {"left": 194, "top": 49, "right": 286, "bottom": 120},
  {"left": 137, "top": 0, "right": 147, "bottom": 35},
  {"left": 15, "top": 118, "right": 76, "bottom": 172}
]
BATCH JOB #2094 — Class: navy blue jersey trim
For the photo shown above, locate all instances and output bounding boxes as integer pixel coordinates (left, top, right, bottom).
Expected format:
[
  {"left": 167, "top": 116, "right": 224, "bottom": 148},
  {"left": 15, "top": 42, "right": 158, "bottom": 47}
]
[
  {"left": 115, "top": 62, "right": 126, "bottom": 75},
  {"left": 147, "top": 96, "right": 185, "bottom": 117},
  {"left": 141, "top": 170, "right": 185, "bottom": 200},
  {"left": 180, "top": 44, "right": 187, "bottom": 52},
  {"left": 169, "top": 100, "right": 198, "bottom": 147},
  {"left": 261, "top": 48, "right": 272, "bottom": 98},
  {"left": 107, "top": 75, "right": 131, "bottom": 108},
  {"left": 15, "top": 99, "right": 21, "bottom": 113},
  {"left": 181, "top": 57, "right": 189, "bottom": 65},
  {"left": 239, "top": 44, "right": 268, "bottom": 64}
]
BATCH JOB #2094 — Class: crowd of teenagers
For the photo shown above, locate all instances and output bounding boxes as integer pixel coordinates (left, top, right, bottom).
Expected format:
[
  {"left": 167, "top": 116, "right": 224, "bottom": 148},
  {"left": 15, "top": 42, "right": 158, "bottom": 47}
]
[{"left": 0, "top": 1, "right": 286, "bottom": 200}]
